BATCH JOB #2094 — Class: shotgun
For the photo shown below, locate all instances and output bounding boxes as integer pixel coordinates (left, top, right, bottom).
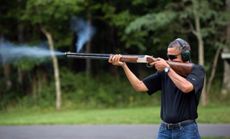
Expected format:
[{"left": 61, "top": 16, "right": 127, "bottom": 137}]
[{"left": 65, "top": 52, "right": 193, "bottom": 76}]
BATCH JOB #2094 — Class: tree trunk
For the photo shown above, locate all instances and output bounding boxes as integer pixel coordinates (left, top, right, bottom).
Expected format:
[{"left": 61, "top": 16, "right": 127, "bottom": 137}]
[
  {"left": 222, "top": 50, "right": 230, "bottom": 95},
  {"left": 193, "top": 1, "right": 207, "bottom": 106},
  {"left": 86, "top": 39, "right": 91, "bottom": 77},
  {"left": 86, "top": 11, "right": 92, "bottom": 77},
  {"left": 17, "top": 23, "right": 24, "bottom": 85},
  {"left": 3, "top": 64, "right": 12, "bottom": 90},
  {"left": 41, "top": 28, "right": 62, "bottom": 111},
  {"left": 221, "top": 0, "right": 230, "bottom": 95},
  {"left": 32, "top": 77, "right": 37, "bottom": 100},
  {"left": 207, "top": 47, "right": 222, "bottom": 93}
]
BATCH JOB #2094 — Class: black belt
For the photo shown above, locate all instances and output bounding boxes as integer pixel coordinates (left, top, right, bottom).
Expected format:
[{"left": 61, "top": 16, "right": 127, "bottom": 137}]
[{"left": 161, "top": 120, "right": 195, "bottom": 129}]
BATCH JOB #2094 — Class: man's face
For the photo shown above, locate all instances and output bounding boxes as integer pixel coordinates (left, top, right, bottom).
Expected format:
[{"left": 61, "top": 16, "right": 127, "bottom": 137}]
[{"left": 167, "top": 47, "right": 183, "bottom": 62}]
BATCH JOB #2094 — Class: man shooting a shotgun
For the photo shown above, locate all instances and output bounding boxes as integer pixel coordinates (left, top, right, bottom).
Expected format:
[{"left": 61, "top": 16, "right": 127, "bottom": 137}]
[{"left": 108, "top": 38, "right": 205, "bottom": 139}]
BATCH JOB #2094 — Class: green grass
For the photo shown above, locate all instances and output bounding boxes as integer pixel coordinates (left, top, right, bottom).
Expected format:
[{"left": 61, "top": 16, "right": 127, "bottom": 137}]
[
  {"left": 198, "top": 105, "right": 230, "bottom": 123},
  {"left": 0, "top": 107, "right": 160, "bottom": 125},
  {"left": 0, "top": 106, "right": 229, "bottom": 125}
]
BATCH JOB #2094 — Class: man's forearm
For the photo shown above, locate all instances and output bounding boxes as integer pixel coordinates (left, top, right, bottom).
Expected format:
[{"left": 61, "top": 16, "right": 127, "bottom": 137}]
[
  {"left": 122, "top": 63, "right": 148, "bottom": 92},
  {"left": 168, "top": 68, "right": 193, "bottom": 93}
]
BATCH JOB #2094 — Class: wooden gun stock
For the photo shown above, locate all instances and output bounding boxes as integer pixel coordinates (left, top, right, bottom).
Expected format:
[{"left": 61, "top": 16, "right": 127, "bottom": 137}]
[
  {"left": 120, "top": 55, "right": 193, "bottom": 76},
  {"left": 167, "top": 61, "right": 193, "bottom": 76}
]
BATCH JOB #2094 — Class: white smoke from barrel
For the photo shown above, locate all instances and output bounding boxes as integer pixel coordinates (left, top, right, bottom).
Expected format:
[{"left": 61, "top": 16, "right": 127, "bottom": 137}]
[
  {"left": 0, "top": 39, "right": 64, "bottom": 64},
  {"left": 71, "top": 17, "right": 95, "bottom": 52}
]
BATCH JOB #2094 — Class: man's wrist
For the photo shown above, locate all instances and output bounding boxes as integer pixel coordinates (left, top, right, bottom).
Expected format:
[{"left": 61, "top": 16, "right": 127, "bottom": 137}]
[
  {"left": 121, "top": 62, "right": 126, "bottom": 68},
  {"left": 164, "top": 66, "right": 170, "bottom": 73}
]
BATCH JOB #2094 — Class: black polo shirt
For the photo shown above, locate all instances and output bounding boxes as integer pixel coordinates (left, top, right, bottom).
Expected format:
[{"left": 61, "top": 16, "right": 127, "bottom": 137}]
[{"left": 143, "top": 64, "right": 205, "bottom": 123}]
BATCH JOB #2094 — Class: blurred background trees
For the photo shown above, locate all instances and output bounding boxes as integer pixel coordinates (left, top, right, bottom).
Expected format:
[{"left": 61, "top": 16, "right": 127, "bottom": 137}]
[{"left": 0, "top": 0, "right": 229, "bottom": 110}]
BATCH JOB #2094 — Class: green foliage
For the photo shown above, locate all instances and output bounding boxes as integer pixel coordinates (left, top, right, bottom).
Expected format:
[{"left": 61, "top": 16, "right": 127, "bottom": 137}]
[
  {"left": 22, "top": 0, "right": 83, "bottom": 24},
  {"left": 13, "top": 57, "right": 49, "bottom": 71},
  {"left": 121, "top": 31, "right": 148, "bottom": 51},
  {"left": 59, "top": 68, "right": 160, "bottom": 109},
  {"left": 111, "top": 11, "right": 135, "bottom": 28},
  {"left": 122, "top": 11, "right": 177, "bottom": 51},
  {"left": 207, "top": 80, "right": 230, "bottom": 106},
  {"left": 131, "top": 0, "right": 151, "bottom": 6},
  {"left": 3, "top": 68, "right": 228, "bottom": 111},
  {"left": 0, "top": 90, "right": 17, "bottom": 110},
  {"left": 19, "top": 86, "right": 56, "bottom": 109},
  {"left": 125, "top": 11, "right": 177, "bottom": 33},
  {"left": 20, "top": 0, "right": 85, "bottom": 49},
  {"left": 2, "top": 69, "right": 160, "bottom": 110},
  {"left": 180, "top": 0, "right": 228, "bottom": 38},
  {"left": 100, "top": 3, "right": 116, "bottom": 21}
]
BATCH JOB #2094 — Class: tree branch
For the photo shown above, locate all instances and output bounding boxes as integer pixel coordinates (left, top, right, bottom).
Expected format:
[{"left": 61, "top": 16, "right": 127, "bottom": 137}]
[{"left": 188, "top": 20, "right": 198, "bottom": 37}]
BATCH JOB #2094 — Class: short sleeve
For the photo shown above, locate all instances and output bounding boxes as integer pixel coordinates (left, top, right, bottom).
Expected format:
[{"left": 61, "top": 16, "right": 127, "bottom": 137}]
[
  {"left": 186, "top": 64, "right": 205, "bottom": 94},
  {"left": 143, "top": 72, "right": 162, "bottom": 95}
]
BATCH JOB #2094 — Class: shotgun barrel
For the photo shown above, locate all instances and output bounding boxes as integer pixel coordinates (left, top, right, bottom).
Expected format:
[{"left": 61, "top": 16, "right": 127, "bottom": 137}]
[
  {"left": 65, "top": 52, "right": 148, "bottom": 63},
  {"left": 65, "top": 52, "right": 110, "bottom": 59},
  {"left": 65, "top": 52, "right": 193, "bottom": 76}
]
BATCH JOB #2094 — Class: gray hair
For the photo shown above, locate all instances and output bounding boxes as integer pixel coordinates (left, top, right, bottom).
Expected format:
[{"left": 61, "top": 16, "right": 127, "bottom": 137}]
[{"left": 168, "top": 38, "right": 191, "bottom": 52}]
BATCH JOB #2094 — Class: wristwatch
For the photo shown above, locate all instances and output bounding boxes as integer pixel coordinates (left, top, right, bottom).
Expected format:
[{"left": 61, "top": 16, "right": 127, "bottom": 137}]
[{"left": 164, "top": 67, "right": 170, "bottom": 73}]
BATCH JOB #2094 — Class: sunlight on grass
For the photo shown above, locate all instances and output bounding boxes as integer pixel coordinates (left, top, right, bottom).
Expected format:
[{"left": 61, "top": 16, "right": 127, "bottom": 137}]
[
  {"left": 0, "top": 107, "right": 161, "bottom": 125},
  {"left": 0, "top": 106, "right": 229, "bottom": 125}
]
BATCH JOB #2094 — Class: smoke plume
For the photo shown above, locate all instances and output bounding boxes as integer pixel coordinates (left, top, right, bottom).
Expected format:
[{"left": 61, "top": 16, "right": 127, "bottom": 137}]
[
  {"left": 71, "top": 17, "right": 95, "bottom": 52},
  {"left": 0, "top": 39, "right": 64, "bottom": 64}
]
